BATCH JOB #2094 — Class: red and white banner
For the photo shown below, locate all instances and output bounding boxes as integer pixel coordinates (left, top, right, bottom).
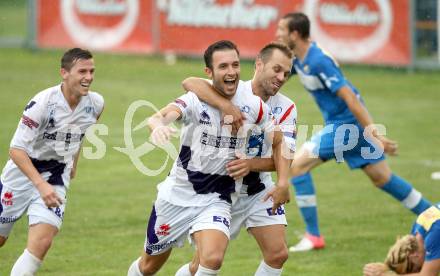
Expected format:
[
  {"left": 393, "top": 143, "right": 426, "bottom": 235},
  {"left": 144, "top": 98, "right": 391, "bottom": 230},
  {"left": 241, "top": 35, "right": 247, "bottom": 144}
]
[
  {"left": 37, "top": 0, "right": 411, "bottom": 66},
  {"left": 294, "top": 0, "right": 411, "bottom": 65},
  {"left": 37, "top": 0, "right": 154, "bottom": 53}
]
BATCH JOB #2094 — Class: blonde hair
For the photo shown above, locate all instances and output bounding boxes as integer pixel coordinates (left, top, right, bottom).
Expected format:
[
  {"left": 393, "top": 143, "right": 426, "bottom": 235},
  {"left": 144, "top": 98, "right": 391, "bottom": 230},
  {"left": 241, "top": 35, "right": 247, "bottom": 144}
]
[{"left": 384, "top": 235, "right": 419, "bottom": 274}]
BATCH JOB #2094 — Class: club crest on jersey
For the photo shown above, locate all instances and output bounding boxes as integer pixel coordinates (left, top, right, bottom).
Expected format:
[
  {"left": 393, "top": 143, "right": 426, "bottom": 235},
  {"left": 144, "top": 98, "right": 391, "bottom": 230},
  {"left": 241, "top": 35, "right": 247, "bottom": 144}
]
[
  {"left": 240, "top": 105, "right": 250, "bottom": 113},
  {"left": 2, "top": 191, "right": 13, "bottom": 206},
  {"left": 156, "top": 223, "right": 171, "bottom": 236},
  {"left": 24, "top": 101, "right": 36, "bottom": 111},
  {"left": 272, "top": 106, "right": 282, "bottom": 115},
  {"left": 85, "top": 106, "right": 94, "bottom": 114},
  {"left": 199, "top": 110, "right": 211, "bottom": 125}
]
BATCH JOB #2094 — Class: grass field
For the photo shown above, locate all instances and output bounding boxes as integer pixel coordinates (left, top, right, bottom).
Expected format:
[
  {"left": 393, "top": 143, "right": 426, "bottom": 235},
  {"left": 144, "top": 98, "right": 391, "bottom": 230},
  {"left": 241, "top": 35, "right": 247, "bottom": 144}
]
[{"left": 0, "top": 47, "right": 439, "bottom": 275}]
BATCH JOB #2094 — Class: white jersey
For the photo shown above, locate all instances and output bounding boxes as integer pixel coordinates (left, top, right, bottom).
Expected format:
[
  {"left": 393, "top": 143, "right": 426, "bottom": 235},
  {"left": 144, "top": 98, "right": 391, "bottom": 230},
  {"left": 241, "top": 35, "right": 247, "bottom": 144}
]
[
  {"left": 1, "top": 84, "right": 104, "bottom": 190},
  {"left": 238, "top": 80, "right": 297, "bottom": 197},
  {"left": 157, "top": 80, "right": 274, "bottom": 207}
]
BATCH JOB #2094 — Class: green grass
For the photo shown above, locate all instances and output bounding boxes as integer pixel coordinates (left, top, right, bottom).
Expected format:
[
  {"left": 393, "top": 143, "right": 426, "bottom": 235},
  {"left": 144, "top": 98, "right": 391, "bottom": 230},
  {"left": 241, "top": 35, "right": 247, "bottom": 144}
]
[
  {"left": 0, "top": 0, "right": 27, "bottom": 37},
  {"left": 0, "top": 48, "right": 439, "bottom": 275}
]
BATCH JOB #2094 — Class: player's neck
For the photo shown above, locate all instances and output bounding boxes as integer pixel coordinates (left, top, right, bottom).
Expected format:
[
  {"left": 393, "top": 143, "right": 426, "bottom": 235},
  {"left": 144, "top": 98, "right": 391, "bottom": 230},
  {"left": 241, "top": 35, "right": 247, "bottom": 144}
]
[
  {"left": 61, "top": 83, "right": 81, "bottom": 110},
  {"left": 250, "top": 79, "right": 269, "bottom": 102},
  {"left": 295, "top": 39, "right": 312, "bottom": 62}
]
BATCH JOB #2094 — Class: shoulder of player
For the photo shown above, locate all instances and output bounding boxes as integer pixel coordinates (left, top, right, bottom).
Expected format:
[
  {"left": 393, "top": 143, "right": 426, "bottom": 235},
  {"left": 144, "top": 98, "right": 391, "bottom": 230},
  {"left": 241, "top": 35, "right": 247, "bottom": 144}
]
[{"left": 27, "top": 85, "right": 60, "bottom": 108}]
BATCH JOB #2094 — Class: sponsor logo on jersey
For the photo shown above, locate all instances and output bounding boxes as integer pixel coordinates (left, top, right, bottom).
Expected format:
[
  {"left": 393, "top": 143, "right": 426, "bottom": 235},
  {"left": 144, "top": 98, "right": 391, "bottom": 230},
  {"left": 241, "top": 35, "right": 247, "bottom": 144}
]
[
  {"left": 156, "top": 223, "right": 171, "bottom": 236},
  {"left": 21, "top": 115, "right": 39, "bottom": 129},
  {"left": 200, "top": 132, "right": 245, "bottom": 149},
  {"left": 24, "top": 100, "right": 36, "bottom": 111},
  {"left": 213, "top": 215, "right": 230, "bottom": 228},
  {"left": 0, "top": 216, "right": 19, "bottom": 223},
  {"left": 145, "top": 240, "right": 177, "bottom": 253},
  {"left": 1, "top": 191, "right": 13, "bottom": 206},
  {"left": 199, "top": 110, "right": 211, "bottom": 125},
  {"left": 266, "top": 206, "right": 285, "bottom": 216}
]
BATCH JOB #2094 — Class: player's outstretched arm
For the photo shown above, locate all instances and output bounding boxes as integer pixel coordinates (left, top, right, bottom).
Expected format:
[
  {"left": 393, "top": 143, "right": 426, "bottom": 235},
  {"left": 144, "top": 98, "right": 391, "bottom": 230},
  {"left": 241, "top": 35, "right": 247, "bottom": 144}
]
[
  {"left": 147, "top": 104, "right": 182, "bottom": 146},
  {"left": 182, "top": 77, "right": 244, "bottom": 133},
  {"left": 337, "top": 86, "right": 398, "bottom": 156},
  {"left": 9, "top": 148, "right": 63, "bottom": 207}
]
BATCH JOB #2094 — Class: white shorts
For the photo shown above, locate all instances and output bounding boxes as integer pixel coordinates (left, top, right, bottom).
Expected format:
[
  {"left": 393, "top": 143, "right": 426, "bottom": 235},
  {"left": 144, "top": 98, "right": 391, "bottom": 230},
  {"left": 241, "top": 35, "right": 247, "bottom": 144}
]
[
  {"left": 144, "top": 198, "right": 231, "bottom": 255},
  {"left": 0, "top": 181, "right": 67, "bottom": 237},
  {"left": 230, "top": 188, "right": 287, "bottom": 239}
]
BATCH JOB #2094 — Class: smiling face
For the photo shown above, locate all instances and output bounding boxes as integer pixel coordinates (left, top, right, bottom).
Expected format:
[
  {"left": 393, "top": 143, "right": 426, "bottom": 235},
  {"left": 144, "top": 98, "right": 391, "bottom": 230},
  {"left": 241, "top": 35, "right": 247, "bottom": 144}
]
[
  {"left": 61, "top": 58, "right": 95, "bottom": 98},
  {"left": 255, "top": 48, "right": 292, "bottom": 99},
  {"left": 205, "top": 49, "right": 240, "bottom": 99}
]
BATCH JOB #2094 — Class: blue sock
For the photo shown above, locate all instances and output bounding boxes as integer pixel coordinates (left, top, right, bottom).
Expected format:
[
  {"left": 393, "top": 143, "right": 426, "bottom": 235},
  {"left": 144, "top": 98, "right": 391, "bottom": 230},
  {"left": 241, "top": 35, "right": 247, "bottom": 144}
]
[
  {"left": 380, "top": 174, "right": 431, "bottom": 215},
  {"left": 291, "top": 173, "right": 320, "bottom": 236}
]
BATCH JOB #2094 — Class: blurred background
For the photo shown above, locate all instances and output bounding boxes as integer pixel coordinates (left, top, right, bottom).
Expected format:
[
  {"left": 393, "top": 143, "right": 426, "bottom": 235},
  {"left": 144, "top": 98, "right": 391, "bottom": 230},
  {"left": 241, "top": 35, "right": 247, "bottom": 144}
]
[{"left": 0, "top": 0, "right": 439, "bottom": 69}]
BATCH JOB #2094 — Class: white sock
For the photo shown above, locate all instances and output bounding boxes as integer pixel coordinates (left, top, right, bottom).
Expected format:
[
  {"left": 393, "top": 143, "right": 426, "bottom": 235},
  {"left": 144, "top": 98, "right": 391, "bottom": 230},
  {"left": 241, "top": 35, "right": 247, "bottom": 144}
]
[
  {"left": 127, "top": 257, "right": 143, "bottom": 276},
  {"left": 194, "top": 264, "right": 219, "bottom": 276},
  {"left": 255, "top": 260, "right": 282, "bottom": 276},
  {"left": 10, "top": 248, "right": 42, "bottom": 276},
  {"left": 175, "top": 263, "right": 192, "bottom": 276}
]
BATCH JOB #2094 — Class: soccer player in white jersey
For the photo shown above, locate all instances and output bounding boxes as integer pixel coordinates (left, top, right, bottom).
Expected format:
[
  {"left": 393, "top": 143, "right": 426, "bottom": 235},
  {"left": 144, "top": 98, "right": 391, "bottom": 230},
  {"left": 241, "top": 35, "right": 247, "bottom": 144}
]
[
  {"left": 177, "top": 42, "right": 295, "bottom": 276},
  {"left": 0, "top": 48, "right": 104, "bottom": 275},
  {"left": 127, "top": 40, "right": 289, "bottom": 276}
]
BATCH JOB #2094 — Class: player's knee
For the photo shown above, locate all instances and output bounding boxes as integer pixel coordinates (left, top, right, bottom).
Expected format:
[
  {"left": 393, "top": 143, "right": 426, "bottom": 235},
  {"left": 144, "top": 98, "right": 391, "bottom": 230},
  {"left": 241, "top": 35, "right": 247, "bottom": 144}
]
[
  {"left": 264, "top": 246, "right": 288, "bottom": 267},
  {"left": 199, "top": 251, "right": 224, "bottom": 270},
  {"left": 368, "top": 170, "right": 391, "bottom": 187},
  {"left": 0, "top": 236, "right": 7, "bottom": 247},
  {"left": 138, "top": 260, "right": 159, "bottom": 276},
  {"left": 291, "top": 163, "right": 309, "bottom": 177}
]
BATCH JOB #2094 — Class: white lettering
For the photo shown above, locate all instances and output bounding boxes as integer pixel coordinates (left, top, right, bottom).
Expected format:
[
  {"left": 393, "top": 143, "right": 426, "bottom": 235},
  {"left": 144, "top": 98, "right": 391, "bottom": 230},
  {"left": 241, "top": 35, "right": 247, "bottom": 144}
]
[
  {"left": 158, "top": 0, "right": 278, "bottom": 29},
  {"left": 319, "top": 3, "right": 380, "bottom": 26}
]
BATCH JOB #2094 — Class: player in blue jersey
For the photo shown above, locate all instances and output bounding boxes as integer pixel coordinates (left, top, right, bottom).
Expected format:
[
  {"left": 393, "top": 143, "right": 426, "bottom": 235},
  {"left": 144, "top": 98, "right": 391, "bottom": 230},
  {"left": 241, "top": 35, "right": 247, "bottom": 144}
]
[
  {"left": 363, "top": 202, "right": 440, "bottom": 275},
  {"left": 275, "top": 12, "right": 432, "bottom": 252}
]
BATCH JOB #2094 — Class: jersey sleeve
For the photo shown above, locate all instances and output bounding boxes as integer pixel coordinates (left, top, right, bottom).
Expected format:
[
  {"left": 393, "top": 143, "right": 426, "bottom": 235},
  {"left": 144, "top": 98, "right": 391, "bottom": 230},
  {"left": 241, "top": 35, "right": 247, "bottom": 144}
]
[
  {"left": 90, "top": 92, "right": 105, "bottom": 119},
  {"left": 424, "top": 223, "right": 440, "bottom": 261},
  {"left": 314, "top": 56, "right": 347, "bottom": 94},
  {"left": 170, "top": 92, "right": 198, "bottom": 124},
  {"left": 10, "top": 93, "right": 46, "bottom": 153},
  {"left": 278, "top": 103, "right": 297, "bottom": 152}
]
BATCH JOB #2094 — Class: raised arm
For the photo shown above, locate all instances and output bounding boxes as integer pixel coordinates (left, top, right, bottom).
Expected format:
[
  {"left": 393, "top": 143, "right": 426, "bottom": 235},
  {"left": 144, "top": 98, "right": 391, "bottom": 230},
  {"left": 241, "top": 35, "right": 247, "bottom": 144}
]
[
  {"left": 337, "top": 86, "right": 398, "bottom": 156},
  {"left": 182, "top": 77, "right": 244, "bottom": 133}
]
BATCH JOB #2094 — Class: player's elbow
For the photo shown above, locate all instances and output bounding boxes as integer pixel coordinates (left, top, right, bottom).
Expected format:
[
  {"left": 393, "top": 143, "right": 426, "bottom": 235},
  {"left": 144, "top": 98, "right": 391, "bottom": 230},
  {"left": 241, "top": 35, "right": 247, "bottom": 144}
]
[
  {"left": 9, "top": 147, "right": 25, "bottom": 161},
  {"left": 181, "top": 77, "right": 198, "bottom": 92}
]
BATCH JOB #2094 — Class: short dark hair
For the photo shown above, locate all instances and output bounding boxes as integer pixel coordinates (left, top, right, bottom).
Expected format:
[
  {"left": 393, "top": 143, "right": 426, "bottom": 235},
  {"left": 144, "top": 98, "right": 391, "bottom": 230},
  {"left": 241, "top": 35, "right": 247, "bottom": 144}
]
[
  {"left": 203, "top": 40, "right": 240, "bottom": 70},
  {"left": 283, "top": 12, "right": 310, "bottom": 39},
  {"left": 61, "top": 48, "right": 93, "bottom": 71},
  {"left": 258, "top": 42, "right": 293, "bottom": 63}
]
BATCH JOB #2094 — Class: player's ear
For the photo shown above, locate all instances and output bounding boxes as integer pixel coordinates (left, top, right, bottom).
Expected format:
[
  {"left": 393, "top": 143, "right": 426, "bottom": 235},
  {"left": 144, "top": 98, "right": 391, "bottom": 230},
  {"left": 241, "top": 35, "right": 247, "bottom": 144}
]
[
  {"left": 60, "top": 67, "right": 69, "bottom": 80},
  {"left": 255, "top": 57, "right": 263, "bottom": 71},
  {"left": 204, "top": 67, "right": 213, "bottom": 79}
]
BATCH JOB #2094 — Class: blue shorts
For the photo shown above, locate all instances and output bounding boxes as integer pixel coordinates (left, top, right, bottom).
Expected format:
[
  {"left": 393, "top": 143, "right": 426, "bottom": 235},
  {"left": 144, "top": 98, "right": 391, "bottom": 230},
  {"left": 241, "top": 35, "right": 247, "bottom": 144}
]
[{"left": 303, "top": 123, "right": 385, "bottom": 169}]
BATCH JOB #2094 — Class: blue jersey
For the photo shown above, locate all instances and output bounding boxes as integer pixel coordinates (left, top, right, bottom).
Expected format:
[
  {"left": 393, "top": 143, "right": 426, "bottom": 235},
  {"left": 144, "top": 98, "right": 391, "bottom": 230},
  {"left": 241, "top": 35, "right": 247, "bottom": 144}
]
[
  {"left": 291, "top": 42, "right": 363, "bottom": 125},
  {"left": 411, "top": 202, "right": 440, "bottom": 261}
]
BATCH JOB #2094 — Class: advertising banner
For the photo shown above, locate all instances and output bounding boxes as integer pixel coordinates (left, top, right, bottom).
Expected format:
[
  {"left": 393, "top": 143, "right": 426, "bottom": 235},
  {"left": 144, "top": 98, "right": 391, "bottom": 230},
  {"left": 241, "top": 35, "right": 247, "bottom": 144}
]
[
  {"left": 36, "top": 0, "right": 411, "bottom": 65},
  {"left": 293, "top": 0, "right": 411, "bottom": 65},
  {"left": 156, "top": 0, "right": 296, "bottom": 58},
  {"left": 37, "top": 0, "right": 154, "bottom": 53}
]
